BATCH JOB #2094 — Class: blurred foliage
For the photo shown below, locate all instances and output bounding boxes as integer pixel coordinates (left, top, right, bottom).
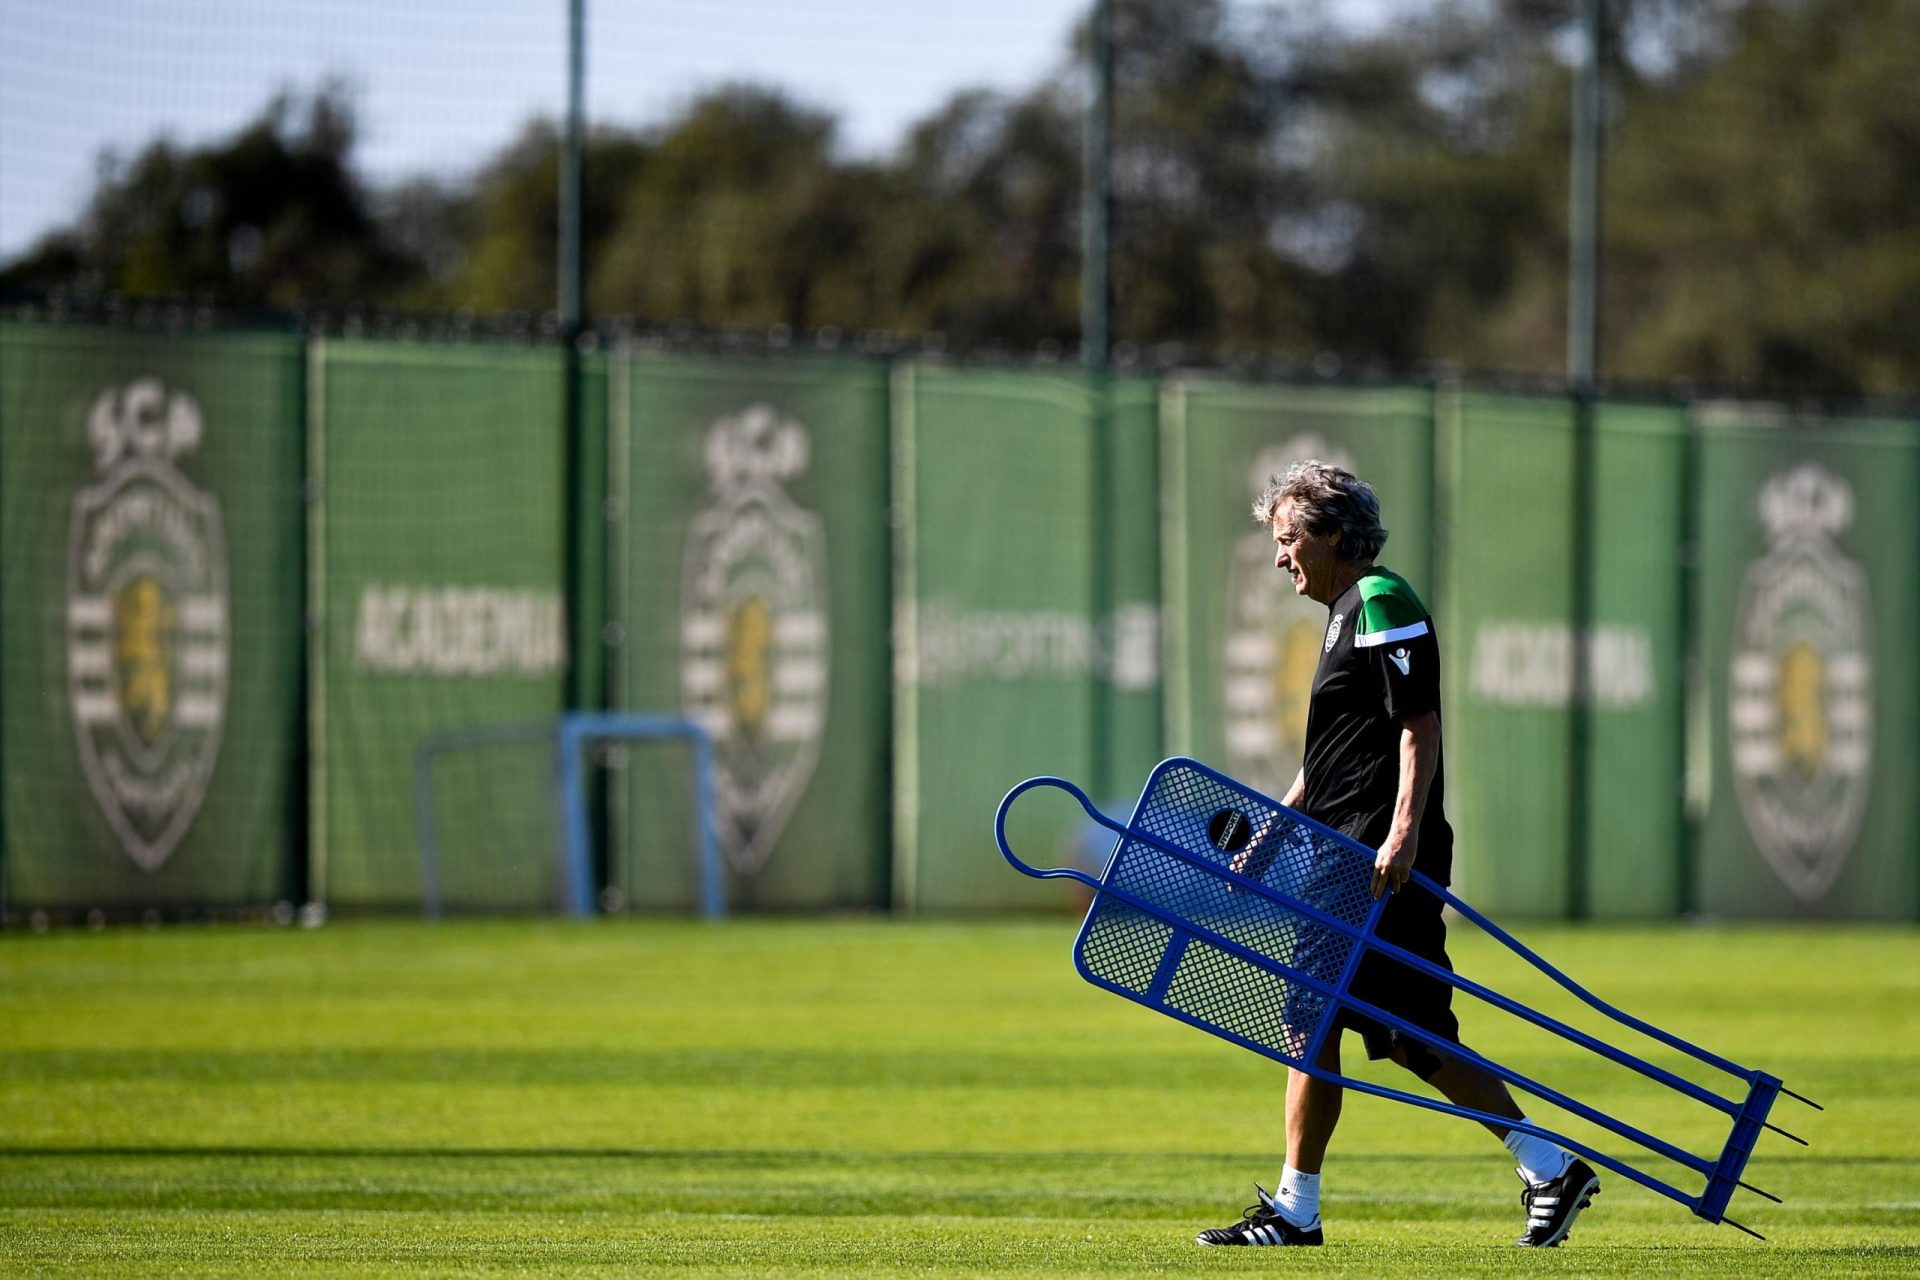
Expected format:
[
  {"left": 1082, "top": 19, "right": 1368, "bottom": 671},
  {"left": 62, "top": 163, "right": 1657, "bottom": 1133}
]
[
  {"left": 3, "top": 86, "right": 406, "bottom": 308},
  {"left": 1603, "top": 0, "right": 1920, "bottom": 391},
  {"left": 4, "top": 0, "right": 1918, "bottom": 394}
]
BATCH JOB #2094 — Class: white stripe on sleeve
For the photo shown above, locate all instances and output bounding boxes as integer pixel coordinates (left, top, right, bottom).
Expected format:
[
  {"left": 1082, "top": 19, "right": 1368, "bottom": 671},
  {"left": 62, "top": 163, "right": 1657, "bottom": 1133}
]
[{"left": 1353, "top": 619, "right": 1430, "bottom": 648}]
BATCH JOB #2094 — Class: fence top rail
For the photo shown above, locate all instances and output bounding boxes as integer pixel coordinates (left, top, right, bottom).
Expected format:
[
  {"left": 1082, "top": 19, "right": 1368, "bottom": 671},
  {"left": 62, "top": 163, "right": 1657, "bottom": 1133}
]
[{"left": 8, "top": 302, "right": 1919, "bottom": 412}]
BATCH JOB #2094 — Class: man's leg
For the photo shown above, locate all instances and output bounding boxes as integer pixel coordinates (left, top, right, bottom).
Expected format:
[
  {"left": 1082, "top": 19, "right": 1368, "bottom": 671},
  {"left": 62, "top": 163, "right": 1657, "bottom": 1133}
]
[
  {"left": 1402, "top": 1043, "right": 1598, "bottom": 1247},
  {"left": 1399, "top": 1042, "right": 1566, "bottom": 1173},
  {"left": 1422, "top": 1051, "right": 1523, "bottom": 1139},
  {"left": 1285, "top": 1036, "right": 1344, "bottom": 1171},
  {"left": 1194, "top": 1035, "right": 1336, "bottom": 1245},
  {"left": 1265, "top": 1035, "right": 1343, "bottom": 1231}
]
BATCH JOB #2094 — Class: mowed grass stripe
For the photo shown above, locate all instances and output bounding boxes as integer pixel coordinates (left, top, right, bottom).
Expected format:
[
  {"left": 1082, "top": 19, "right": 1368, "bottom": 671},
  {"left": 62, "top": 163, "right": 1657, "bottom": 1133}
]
[
  {"left": 2, "top": 918, "right": 1916, "bottom": 1276},
  {"left": 3, "top": 1210, "right": 1915, "bottom": 1278}
]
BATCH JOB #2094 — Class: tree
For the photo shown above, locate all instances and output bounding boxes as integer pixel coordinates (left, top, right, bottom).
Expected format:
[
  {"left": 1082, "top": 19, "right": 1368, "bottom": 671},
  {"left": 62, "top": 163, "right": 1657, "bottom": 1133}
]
[
  {"left": 587, "top": 87, "right": 875, "bottom": 330},
  {"left": 878, "top": 87, "right": 1083, "bottom": 344},
  {"left": 2, "top": 85, "right": 408, "bottom": 307},
  {"left": 1103, "top": 0, "right": 1302, "bottom": 350},
  {"left": 401, "top": 120, "right": 650, "bottom": 314},
  {"left": 1604, "top": 0, "right": 1920, "bottom": 393},
  {"left": 8, "top": 1, "right": 1920, "bottom": 393}
]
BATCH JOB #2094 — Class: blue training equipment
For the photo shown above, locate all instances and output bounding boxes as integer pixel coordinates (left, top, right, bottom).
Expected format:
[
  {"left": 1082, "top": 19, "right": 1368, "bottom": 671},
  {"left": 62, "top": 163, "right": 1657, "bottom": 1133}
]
[
  {"left": 413, "top": 711, "right": 723, "bottom": 920},
  {"left": 995, "top": 757, "right": 1815, "bottom": 1239}
]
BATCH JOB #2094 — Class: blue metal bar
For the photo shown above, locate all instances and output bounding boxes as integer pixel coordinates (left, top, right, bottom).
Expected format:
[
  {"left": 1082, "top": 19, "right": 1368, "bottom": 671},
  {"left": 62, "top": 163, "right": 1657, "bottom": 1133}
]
[
  {"left": 557, "top": 718, "right": 594, "bottom": 917},
  {"left": 1316, "top": 899, "right": 1740, "bottom": 1116},
  {"left": 412, "top": 743, "right": 443, "bottom": 920},
  {"left": 1431, "top": 884, "right": 1753, "bottom": 1082},
  {"left": 1015, "top": 774, "right": 1744, "bottom": 1115},
  {"left": 1069, "top": 907, "right": 1707, "bottom": 1210},
  {"left": 1701, "top": 1073, "right": 1782, "bottom": 1222},
  {"left": 691, "top": 727, "right": 723, "bottom": 922},
  {"left": 1137, "top": 773, "right": 1739, "bottom": 1105},
  {"left": 1144, "top": 934, "right": 1191, "bottom": 1004},
  {"left": 1301, "top": 891, "right": 1390, "bottom": 1068},
  {"left": 1325, "top": 985, "right": 1714, "bottom": 1176},
  {"left": 1302, "top": 1062, "right": 1696, "bottom": 1208},
  {"left": 560, "top": 711, "right": 725, "bottom": 921},
  {"left": 413, "top": 718, "right": 559, "bottom": 919}
]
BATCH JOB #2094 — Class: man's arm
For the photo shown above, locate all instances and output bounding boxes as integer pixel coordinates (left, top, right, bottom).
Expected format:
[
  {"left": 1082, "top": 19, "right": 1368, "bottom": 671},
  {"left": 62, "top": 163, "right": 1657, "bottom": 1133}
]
[
  {"left": 1229, "top": 769, "right": 1308, "bottom": 884},
  {"left": 1372, "top": 710, "right": 1440, "bottom": 897}
]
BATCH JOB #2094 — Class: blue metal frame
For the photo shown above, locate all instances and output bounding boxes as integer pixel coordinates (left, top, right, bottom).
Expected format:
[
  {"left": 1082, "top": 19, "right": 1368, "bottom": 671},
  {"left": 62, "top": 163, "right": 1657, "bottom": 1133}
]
[
  {"left": 413, "top": 718, "right": 558, "bottom": 919},
  {"left": 558, "top": 711, "right": 724, "bottom": 922},
  {"left": 413, "top": 712, "right": 723, "bottom": 920},
  {"left": 996, "top": 757, "right": 1814, "bottom": 1236}
]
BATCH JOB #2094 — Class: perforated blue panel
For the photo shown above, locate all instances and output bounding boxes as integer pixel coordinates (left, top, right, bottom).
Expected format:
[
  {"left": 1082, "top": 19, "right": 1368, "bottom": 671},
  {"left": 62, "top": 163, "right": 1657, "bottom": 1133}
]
[{"left": 1074, "top": 759, "right": 1382, "bottom": 1063}]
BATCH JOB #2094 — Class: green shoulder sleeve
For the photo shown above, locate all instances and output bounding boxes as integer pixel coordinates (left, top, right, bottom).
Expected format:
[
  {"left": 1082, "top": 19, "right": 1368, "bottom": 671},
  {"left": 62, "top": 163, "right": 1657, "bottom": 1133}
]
[{"left": 1355, "top": 570, "right": 1431, "bottom": 641}]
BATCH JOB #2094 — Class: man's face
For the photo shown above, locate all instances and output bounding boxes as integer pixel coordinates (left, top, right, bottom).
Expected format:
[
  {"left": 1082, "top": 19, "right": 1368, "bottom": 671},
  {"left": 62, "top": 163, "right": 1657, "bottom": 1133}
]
[{"left": 1271, "top": 499, "right": 1345, "bottom": 605}]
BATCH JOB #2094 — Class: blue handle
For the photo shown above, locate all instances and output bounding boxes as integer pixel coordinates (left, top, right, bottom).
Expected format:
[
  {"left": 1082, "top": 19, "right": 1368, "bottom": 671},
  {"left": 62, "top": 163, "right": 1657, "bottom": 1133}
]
[{"left": 994, "top": 775, "right": 1122, "bottom": 894}]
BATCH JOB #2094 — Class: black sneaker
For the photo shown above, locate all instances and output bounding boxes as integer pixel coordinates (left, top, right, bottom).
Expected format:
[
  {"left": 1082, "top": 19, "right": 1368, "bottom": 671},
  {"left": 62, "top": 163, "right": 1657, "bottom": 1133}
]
[
  {"left": 1515, "top": 1158, "right": 1600, "bottom": 1247},
  {"left": 1195, "top": 1184, "right": 1323, "bottom": 1246}
]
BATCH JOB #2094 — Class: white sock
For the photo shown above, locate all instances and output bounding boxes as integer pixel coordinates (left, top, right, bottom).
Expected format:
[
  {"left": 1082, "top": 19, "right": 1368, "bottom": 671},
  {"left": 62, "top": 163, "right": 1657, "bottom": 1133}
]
[
  {"left": 1274, "top": 1166, "right": 1320, "bottom": 1227},
  {"left": 1505, "top": 1121, "right": 1574, "bottom": 1185}
]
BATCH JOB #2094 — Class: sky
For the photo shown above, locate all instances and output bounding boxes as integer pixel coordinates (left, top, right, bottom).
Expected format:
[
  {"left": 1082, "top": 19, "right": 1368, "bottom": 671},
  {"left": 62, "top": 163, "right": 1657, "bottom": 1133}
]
[{"left": 0, "top": 0, "right": 1406, "bottom": 260}]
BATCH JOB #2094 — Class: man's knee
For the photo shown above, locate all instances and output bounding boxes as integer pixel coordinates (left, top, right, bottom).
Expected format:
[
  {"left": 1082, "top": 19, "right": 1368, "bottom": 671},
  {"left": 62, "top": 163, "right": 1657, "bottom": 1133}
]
[{"left": 1385, "top": 1032, "right": 1446, "bottom": 1082}]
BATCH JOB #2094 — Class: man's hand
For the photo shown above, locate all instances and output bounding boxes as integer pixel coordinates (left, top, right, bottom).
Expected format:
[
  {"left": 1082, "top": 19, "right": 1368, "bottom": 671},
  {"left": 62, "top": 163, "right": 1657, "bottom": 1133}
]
[
  {"left": 1226, "top": 816, "right": 1280, "bottom": 890},
  {"left": 1371, "top": 832, "right": 1416, "bottom": 898},
  {"left": 1374, "top": 712, "right": 1438, "bottom": 898}
]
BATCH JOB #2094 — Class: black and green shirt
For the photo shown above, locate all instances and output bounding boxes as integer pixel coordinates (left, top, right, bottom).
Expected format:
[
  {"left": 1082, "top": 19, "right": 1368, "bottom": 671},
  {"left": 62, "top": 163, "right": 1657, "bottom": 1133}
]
[{"left": 1299, "top": 566, "right": 1453, "bottom": 886}]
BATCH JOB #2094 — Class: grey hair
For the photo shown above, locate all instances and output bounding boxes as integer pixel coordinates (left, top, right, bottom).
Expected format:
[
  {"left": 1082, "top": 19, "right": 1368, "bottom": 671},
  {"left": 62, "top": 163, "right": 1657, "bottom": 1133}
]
[{"left": 1251, "top": 460, "right": 1388, "bottom": 563}]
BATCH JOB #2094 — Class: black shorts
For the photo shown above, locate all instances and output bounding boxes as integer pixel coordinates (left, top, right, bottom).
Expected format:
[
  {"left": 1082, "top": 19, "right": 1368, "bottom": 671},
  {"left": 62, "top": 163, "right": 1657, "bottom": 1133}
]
[{"left": 1335, "top": 880, "right": 1461, "bottom": 1063}]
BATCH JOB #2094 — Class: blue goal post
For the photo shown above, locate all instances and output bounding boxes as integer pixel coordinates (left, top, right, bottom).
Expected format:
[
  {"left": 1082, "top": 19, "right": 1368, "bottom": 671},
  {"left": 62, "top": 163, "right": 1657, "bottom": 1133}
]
[{"left": 412, "top": 711, "right": 723, "bottom": 920}]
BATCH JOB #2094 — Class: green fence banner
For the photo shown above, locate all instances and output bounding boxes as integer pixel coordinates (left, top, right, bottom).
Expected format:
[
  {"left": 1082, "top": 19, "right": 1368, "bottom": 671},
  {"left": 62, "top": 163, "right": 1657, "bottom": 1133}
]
[
  {"left": 1691, "top": 408, "right": 1920, "bottom": 919},
  {"left": 1161, "top": 379, "right": 1435, "bottom": 801},
  {"left": 0, "top": 322, "right": 303, "bottom": 910},
  {"left": 9, "top": 319, "right": 1917, "bottom": 924},
  {"left": 613, "top": 352, "right": 891, "bottom": 911},
  {"left": 1443, "top": 392, "right": 1689, "bottom": 918},
  {"left": 312, "top": 340, "right": 571, "bottom": 910},
  {"left": 1099, "top": 376, "right": 1165, "bottom": 798},
  {"left": 1583, "top": 401, "right": 1687, "bottom": 917},
  {"left": 893, "top": 365, "right": 1117, "bottom": 911},
  {"left": 1440, "top": 391, "right": 1576, "bottom": 915}
]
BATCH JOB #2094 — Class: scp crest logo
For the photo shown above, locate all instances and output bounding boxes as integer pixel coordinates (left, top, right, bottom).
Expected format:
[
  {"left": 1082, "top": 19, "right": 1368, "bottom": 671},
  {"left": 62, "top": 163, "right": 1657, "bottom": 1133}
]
[
  {"left": 66, "top": 380, "right": 229, "bottom": 871},
  {"left": 1729, "top": 464, "right": 1872, "bottom": 902},
  {"left": 680, "top": 405, "right": 829, "bottom": 876}
]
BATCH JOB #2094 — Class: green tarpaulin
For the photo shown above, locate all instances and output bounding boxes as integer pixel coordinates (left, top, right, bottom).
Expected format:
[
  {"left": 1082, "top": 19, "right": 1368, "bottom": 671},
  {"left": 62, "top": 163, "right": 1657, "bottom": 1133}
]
[{"left": 0, "top": 322, "right": 302, "bottom": 910}]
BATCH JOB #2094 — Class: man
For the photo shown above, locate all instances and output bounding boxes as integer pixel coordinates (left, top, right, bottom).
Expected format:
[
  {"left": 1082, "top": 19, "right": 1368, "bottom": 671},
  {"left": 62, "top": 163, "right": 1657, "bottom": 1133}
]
[{"left": 1195, "top": 460, "right": 1599, "bottom": 1249}]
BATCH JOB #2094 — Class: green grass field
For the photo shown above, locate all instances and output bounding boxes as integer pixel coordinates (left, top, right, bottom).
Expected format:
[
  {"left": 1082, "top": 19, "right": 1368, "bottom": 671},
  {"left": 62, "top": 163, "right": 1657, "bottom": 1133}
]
[{"left": 2, "top": 916, "right": 1916, "bottom": 1276}]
